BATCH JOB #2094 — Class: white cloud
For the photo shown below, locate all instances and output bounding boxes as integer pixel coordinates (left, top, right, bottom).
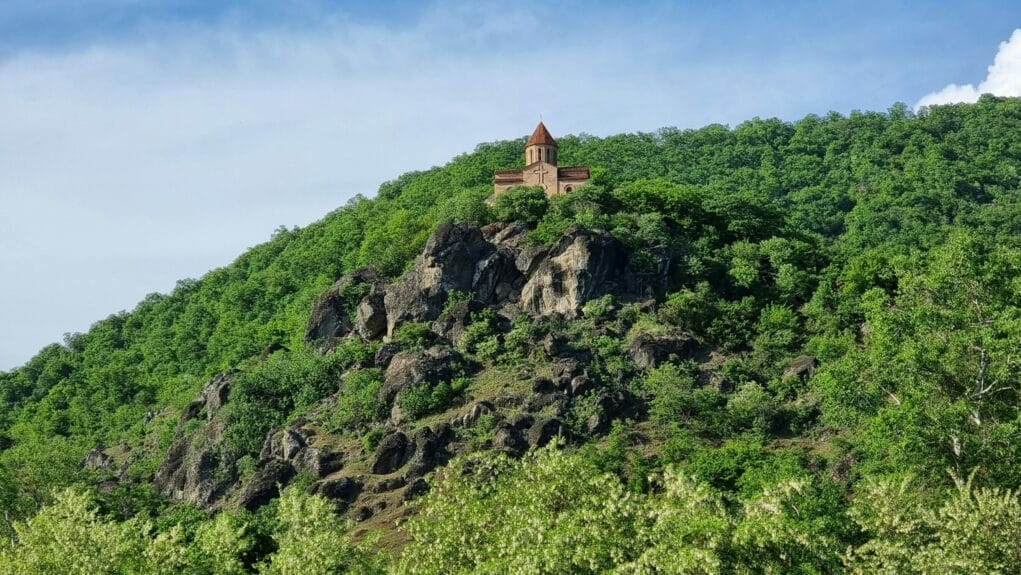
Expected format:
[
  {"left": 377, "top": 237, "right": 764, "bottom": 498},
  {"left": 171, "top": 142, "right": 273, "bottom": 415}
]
[{"left": 917, "top": 28, "right": 1021, "bottom": 108}]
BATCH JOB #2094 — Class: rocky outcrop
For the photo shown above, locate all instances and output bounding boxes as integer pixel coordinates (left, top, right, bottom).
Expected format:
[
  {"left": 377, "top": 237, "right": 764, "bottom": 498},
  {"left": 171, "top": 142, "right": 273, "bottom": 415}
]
[
  {"left": 527, "top": 417, "right": 567, "bottom": 448},
  {"left": 783, "top": 355, "right": 818, "bottom": 380},
  {"left": 155, "top": 433, "right": 233, "bottom": 508},
  {"left": 371, "top": 432, "right": 412, "bottom": 475},
  {"left": 239, "top": 460, "right": 296, "bottom": 511},
  {"left": 430, "top": 300, "right": 487, "bottom": 344},
  {"left": 383, "top": 223, "right": 499, "bottom": 336},
  {"left": 81, "top": 447, "right": 114, "bottom": 471},
  {"left": 311, "top": 221, "right": 671, "bottom": 342},
  {"left": 156, "top": 374, "right": 238, "bottom": 508},
  {"left": 179, "top": 373, "right": 233, "bottom": 424},
  {"left": 381, "top": 346, "right": 472, "bottom": 405},
  {"left": 520, "top": 226, "right": 668, "bottom": 318},
  {"left": 259, "top": 424, "right": 344, "bottom": 478},
  {"left": 306, "top": 268, "right": 385, "bottom": 344},
  {"left": 628, "top": 331, "right": 696, "bottom": 369}
]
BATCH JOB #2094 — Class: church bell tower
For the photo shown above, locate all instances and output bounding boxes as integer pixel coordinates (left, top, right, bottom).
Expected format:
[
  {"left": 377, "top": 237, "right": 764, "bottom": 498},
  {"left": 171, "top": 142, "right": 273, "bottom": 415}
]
[{"left": 524, "top": 121, "right": 557, "bottom": 166}]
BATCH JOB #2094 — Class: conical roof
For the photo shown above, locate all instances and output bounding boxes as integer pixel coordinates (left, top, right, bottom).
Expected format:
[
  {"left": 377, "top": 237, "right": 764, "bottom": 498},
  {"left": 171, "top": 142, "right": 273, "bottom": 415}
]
[{"left": 526, "top": 121, "right": 557, "bottom": 147}]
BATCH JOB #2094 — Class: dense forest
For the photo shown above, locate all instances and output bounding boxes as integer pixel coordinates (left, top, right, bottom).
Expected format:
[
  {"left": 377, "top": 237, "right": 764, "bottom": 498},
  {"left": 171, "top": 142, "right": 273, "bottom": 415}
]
[{"left": 2, "top": 95, "right": 1021, "bottom": 573}]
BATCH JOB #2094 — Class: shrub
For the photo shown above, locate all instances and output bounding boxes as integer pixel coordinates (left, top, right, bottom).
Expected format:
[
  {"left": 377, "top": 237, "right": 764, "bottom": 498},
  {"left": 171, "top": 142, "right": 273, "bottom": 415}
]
[
  {"left": 492, "top": 185, "right": 548, "bottom": 224},
  {"left": 329, "top": 368, "right": 386, "bottom": 433},
  {"left": 393, "top": 322, "right": 437, "bottom": 350}
]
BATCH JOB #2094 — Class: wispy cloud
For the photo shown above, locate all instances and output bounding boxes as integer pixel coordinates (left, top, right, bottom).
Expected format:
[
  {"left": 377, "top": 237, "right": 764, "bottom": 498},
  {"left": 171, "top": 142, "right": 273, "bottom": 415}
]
[{"left": 916, "top": 29, "right": 1021, "bottom": 108}]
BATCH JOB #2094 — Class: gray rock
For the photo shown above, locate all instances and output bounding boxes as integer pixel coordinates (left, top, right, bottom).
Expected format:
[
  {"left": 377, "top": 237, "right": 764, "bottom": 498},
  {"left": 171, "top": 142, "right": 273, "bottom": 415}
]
[
  {"left": 430, "top": 300, "right": 486, "bottom": 344},
  {"left": 373, "top": 343, "right": 401, "bottom": 368},
  {"left": 527, "top": 417, "right": 567, "bottom": 448},
  {"left": 371, "top": 476, "right": 407, "bottom": 493},
  {"left": 402, "top": 477, "right": 430, "bottom": 501},
  {"left": 570, "top": 375, "right": 595, "bottom": 396},
  {"left": 203, "top": 373, "right": 232, "bottom": 419},
  {"left": 155, "top": 435, "right": 233, "bottom": 509},
  {"left": 783, "top": 355, "right": 818, "bottom": 380},
  {"left": 371, "top": 432, "right": 411, "bottom": 475},
  {"left": 492, "top": 422, "right": 528, "bottom": 453},
  {"left": 305, "top": 268, "right": 383, "bottom": 344},
  {"left": 531, "top": 377, "right": 555, "bottom": 394},
  {"left": 452, "top": 401, "right": 494, "bottom": 427},
  {"left": 309, "top": 476, "right": 362, "bottom": 502},
  {"left": 481, "top": 221, "right": 530, "bottom": 248},
  {"left": 239, "top": 460, "right": 296, "bottom": 511},
  {"left": 406, "top": 425, "right": 448, "bottom": 479},
  {"left": 519, "top": 225, "right": 669, "bottom": 318},
  {"left": 178, "top": 373, "right": 233, "bottom": 425},
  {"left": 473, "top": 246, "right": 523, "bottom": 305},
  {"left": 508, "top": 413, "right": 535, "bottom": 430},
  {"left": 281, "top": 429, "right": 306, "bottom": 460},
  {"left": 81, "top": 447, "right": 113, "bottom": 471},
  {"left": 355, "top": 290, "right": 388, "bottom": 340},
  {"left": 383, "top": 223, "right": 496, "bottom": 337},
  {"left": 295, "top": 447, "right": 344, "bottom": 478},
  {"left": 380, "top": 345, "right": 469, "bottom": 405},
  {"left": 628, "top": 331, "right": 696, "bottom": 369}
]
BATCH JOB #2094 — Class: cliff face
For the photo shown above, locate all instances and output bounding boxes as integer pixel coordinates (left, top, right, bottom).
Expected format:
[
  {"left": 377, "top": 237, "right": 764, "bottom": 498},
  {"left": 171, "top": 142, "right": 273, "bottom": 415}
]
[{"left": 152, "top": 220, "right": 682, "bottom": 520}]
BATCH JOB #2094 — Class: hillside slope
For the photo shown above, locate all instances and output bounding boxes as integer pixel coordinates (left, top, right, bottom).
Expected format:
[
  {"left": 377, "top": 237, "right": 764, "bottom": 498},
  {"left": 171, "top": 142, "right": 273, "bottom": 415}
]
[{"left": 2, "top": 96, "right": 1021, "bottom": 572}]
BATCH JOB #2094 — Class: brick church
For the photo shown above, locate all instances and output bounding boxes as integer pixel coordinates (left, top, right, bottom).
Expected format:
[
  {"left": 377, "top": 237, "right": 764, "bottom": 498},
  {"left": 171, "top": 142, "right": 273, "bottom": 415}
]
[{"left": 493, "top": 122, "right": 590, "bottom": 196}]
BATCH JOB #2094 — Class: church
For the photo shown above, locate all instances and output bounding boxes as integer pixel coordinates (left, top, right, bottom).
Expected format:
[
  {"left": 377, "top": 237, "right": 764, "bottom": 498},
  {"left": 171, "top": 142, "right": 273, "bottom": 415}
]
[{"left": 493, "top": 122, "right": 590, "bottom": 196}]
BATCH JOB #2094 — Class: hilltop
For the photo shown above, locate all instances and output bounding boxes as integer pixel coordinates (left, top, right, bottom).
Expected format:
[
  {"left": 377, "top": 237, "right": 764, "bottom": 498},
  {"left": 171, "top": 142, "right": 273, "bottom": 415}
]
[{"left": 2, "top": 96, "right": 1021, "bottom": 573}]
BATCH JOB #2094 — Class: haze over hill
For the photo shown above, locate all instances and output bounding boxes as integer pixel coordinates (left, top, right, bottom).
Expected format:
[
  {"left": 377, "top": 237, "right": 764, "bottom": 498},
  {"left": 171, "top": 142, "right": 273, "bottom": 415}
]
[{"left": 3, "top": 1, "right": 1021, "bottom": 370}]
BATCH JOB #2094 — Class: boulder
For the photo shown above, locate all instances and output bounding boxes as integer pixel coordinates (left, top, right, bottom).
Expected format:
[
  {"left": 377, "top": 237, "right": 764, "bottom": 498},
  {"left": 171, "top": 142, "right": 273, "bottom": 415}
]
[
  {"left": 527, "top": 417, "right": 567, "bottom": 448},
  {"left": 295, "top": 447, "right": 344, "bottom": 478},
  {"left": 628, "top": 331, "right": 696, "bottom": 369},
  {"left": 306, "top": 268, "right": 383, "bottom": 344},
  {"left": 406, "top": 425, "right": 449, "bottom": 479},
  {"left": 452, "top": 401, "right": 494, "bottom": 428},
  {"left": 492, "top": 422, "right": 527, "bottom": 453},
  {"left": 430, "top": 300, "right": 486, "bottom": 344},
  {"left": 281, "top": 429, "right": 306, "bottom": 460},
  {"left": 371, "top": 476, "right": 407, "bottom": 493},
  {"left": 783, "top": 355, "right": 818, "bottom": 380},
  {"left": 355, "top": 290, "right": 388, "bottom": 340},
  {"left": 531, "top": 377, "right": 556, "bottom": 394},
  {"left": 371, "top": 432, "right": 411, "bottom": 475},
  {"left": 373, "top": 343, "right": 401, "bottom": 368},
  {"left": 81, "top": 447, "right": 113, "bottom": 471},
  {"left": 380, "top": 346, "right": 470, "bottom": 405},
  {"left": 309, "top": 476, "right": 363, "bottom": 502},
  {"left": 239, "top": 460, "right": 296, "bottom": 511},
  {"left": 508, "top": 413, "right": 535, "bottom": 430}
]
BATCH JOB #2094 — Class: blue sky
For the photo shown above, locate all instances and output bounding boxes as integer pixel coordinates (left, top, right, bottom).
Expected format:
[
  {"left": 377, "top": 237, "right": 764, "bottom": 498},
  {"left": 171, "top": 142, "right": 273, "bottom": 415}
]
[{"left": 1, "top": 0, "right": 1020, "bottom": 370}]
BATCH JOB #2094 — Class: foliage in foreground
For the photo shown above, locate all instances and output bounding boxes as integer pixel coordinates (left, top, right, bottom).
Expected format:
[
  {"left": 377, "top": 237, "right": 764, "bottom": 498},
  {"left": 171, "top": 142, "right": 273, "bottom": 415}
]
[
  {"left": 0, "top": 487, "right": 384, "bottom": 575},
  {"left": 5, "top": 447, "right": 1021, "bottom": 574},
  {"left": 398, "top": 447, "right": 1021, "bottom": 575}
]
